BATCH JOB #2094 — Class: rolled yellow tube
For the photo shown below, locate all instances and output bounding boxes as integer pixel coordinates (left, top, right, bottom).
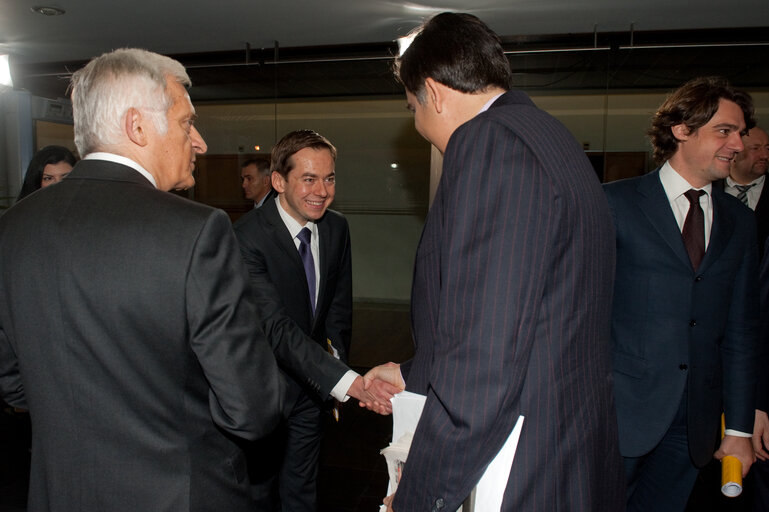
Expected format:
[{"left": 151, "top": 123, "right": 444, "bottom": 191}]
[{"left": 721, "top": 414, "right": 743, "bottom": 498}]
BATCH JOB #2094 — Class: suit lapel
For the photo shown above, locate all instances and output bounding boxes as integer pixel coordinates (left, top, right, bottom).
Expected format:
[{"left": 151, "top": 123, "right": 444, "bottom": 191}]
[
  {"left": 262, "top": 200, "right": 314, "bottom": 321},
  {"left": 700, "top": 188, "right": 734, "bottom": 272},
  {"left": 313, "top": 216, "right": 334, "bottom": 328},
  {"left": 636, "top": 171, "right": 693, "bottom": 270}
]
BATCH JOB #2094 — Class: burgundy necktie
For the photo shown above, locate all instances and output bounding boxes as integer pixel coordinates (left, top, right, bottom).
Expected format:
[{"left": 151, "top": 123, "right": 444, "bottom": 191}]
[
  {"left": 682, "top": 189, "right": 706, "bottom": 271},
  {"left": 297, "top": 227, "right": 316, "bottom": 312}
]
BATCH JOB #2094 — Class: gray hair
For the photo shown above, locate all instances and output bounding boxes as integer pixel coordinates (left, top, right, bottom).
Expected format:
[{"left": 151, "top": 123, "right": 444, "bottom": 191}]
[{"left": 70, "top": 48, "right": 190, "bottom": 156}]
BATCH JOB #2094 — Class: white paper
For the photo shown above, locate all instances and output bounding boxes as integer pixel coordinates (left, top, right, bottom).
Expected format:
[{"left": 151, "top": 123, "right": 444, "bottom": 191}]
[
  {"left": 380, "top": 390, "right": 524, "bottom": 512},
  {"left": 474, "top": 415, "right": 524, "bottom": 512}
]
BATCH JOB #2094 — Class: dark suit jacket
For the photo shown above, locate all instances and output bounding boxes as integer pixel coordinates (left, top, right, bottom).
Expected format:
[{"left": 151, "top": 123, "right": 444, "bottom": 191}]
[
  {"left": 714, "top": 176, "right": 769, "bottom": 258},
  {"left": 393, "top": 91, "right": 625, "bottom": 512},
  {"left": 233, "top": 197, "right": 351, "bottom": 408},
  {"left": 0, "top": 160, "right": 283, "bottom": 512},
  {"left": 604, "top": 170, "right": 759, "bottom": 468},
  {"left": 754, "top": 179, "right": 769, "bottom": 256}
]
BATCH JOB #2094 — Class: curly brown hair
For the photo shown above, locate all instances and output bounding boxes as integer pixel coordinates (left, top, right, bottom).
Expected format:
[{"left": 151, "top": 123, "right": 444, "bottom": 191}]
[{"left": 647, "top": 76, "right": 755, "bottom": 165}]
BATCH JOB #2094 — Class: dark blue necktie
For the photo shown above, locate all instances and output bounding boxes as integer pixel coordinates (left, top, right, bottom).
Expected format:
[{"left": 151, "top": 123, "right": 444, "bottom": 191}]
[{"left": 297, "top": 227, "right": 316, "bottom": 312}]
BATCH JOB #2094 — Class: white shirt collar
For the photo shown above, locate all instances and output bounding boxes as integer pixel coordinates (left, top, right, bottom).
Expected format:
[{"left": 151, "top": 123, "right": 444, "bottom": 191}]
[
  {"left": 479, "top": 92, "right": 505, "bottom": 114},
  {"left": 274, "top": 196, "right": 317, "bottom": 240},
  {"left": 83, "top": 152, "right": 157, "bottom": 188},
  {"left": 726, "top": 174, "right": 765, "bottom": 188},
  {"left": 659, "top": 160, "right": 712, "bottom": 201}
]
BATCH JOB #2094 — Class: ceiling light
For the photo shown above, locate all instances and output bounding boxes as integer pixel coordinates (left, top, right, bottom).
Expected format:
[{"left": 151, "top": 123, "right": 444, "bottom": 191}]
[
  {"left": 0, "top": 55, "right": 12, "bottom": 88},
  {"left": 31, "top": 6, "right": 66, "bottom": 16}
]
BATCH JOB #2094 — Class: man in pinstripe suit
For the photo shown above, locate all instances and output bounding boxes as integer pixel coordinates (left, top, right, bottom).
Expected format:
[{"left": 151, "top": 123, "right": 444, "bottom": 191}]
[{"left": 376, "top": 12, "right": 624, "bottom": 512}]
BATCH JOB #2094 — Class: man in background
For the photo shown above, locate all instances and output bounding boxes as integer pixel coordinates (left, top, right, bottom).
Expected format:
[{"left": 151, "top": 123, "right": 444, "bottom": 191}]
[
  {"left": 234, "top": 129, "right": 400, "bottom": 511},
  {"left": 605, "top": 77, "right": 758, "bottom": 511},
  {"left": 376, "top": 12, "right": 624, "bottom": 511},
  {"left": 242, "top": 157, "right": 274, "bottom": 208},
  {"left": 726, "top": 126, "right": 769, "bottom": 257},
  {"left": 0, "top": 48, "right": 283, "bottom": 512}
]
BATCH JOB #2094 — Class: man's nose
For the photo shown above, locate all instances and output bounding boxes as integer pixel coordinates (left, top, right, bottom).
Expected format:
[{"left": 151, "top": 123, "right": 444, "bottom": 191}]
[{"left": 191, "top": 126, "right": 208, "bottom": 154}]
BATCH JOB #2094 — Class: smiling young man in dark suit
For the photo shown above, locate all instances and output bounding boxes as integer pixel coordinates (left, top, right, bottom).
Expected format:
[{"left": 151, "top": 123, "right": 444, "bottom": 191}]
[
  {"left": 370, "top": 12, "right": 624, "bottom": 512},
  {"left": 234, "top": 130, "right": 400, "bottom": 511},
  {"left": 604, "top": 77, "right": 759, "bottom": 511},
  {"left": 0, "top": 48, "right": 283, "bottom": 512}
]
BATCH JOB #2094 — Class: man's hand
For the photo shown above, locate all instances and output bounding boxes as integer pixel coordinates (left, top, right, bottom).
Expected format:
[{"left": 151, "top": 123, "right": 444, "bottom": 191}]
[
  {"left": 383, "top": 492, "right": 395, "bottom": 512},
  {"left": 715, "top": 434, "right": 756, "bottom": 477},
  {"left": 346, "top": 376, "right": 398, "bottom": 415},
  {"left": 363, "top": 362, "right": 405, "bottom": 392},
  {"left": 753, "top": 410, "right": 769, "bottom": 461}
]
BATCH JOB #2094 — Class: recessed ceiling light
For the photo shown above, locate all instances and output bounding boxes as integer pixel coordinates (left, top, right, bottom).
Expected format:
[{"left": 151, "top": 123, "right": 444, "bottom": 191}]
[{"left": 31, "top": 6, "right": 66, "bottom": 16}]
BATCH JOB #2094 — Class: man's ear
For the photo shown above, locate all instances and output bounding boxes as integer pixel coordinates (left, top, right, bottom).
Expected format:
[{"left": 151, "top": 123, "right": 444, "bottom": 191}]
[
  {"left": 671, "top": 123, "right": 690, "bottom": 142},
  {"left": 424, "top": 77, "right": 444, "bottom": 114},
  {"left": 271, "top": 171, "right": 286, "bottom": 193},
  {"left": 125, "top": 107, "right": 149, "bottom": 147}
]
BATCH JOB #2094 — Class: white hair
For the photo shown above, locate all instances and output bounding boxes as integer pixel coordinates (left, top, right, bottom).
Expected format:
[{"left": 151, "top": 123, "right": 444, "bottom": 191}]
[{"left": 70, "top": 48, "right": 190, "bottom": 156}]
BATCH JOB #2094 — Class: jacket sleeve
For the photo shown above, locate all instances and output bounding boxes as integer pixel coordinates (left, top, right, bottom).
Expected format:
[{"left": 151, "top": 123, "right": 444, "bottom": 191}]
[
  {"left": 186, "top": 210, "right": 283, "bottom": 441},
  {"left": 322, "top": 218, "right": 353, "bottom": 363},
  {"left": 0, "top": 325, "right": 26, "bottom": 409},
  {"left": 722, "top": 208, "right": 760, "bottom": 433},
  {"left": 234, "top": 220, "right": 349, "bottom": 400}
]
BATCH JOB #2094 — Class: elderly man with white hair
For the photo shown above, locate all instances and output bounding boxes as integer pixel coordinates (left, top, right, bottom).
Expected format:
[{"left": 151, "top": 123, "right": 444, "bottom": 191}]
[{"left": 0, "top": 48, "right": 284, "bottom": 512}]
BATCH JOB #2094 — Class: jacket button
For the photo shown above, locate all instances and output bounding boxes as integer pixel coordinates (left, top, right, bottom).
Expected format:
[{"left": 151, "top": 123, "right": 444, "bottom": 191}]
[
  {"left": 695, "top": 276, "right": 703, "bottom": 282},
  {"left": 680, "top": 364, "right": 688, "bottom": 370},
  {"left": 689, "top": 320, "right": 696, "bottom": 327}
]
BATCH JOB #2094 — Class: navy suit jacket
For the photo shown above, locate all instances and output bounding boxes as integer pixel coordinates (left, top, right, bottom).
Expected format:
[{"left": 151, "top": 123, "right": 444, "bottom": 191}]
[
  {"left": 393, "top": 90, "right": 625, "bottom": 512},
  {"left": 233, "top": 197, "right": 352, "bottom": 408},
  {"left": 604, "top": 170, "right": 759, "bottom": 468},
  {"left": 0, "top": 161, "right": 283, "bottom": 512}
]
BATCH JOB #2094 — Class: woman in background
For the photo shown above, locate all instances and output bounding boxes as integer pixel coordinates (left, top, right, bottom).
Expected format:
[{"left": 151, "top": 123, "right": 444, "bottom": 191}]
[{"left": 16, "top": 145, "right": 76, "bottom": 201}]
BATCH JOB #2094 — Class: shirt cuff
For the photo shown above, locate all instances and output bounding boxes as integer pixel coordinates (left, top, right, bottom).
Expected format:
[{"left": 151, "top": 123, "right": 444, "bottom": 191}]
[
  {"left": 330, "top": 370, "right": 359, "bottom": 402},
  {"left": 724, "top": 429, "right": 751, "bottom": 437}
]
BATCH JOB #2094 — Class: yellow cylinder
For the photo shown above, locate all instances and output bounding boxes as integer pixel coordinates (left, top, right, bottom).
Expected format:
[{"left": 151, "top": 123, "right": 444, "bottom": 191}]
[{"left": 721, "top": 455, "right": 743, "bottom": 497}]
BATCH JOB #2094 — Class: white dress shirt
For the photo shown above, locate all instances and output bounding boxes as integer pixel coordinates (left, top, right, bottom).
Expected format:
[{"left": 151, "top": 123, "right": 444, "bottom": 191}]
[
  {"left": 725, "top": 175, "right": 765, "bottom": 211},
  {"left": 659, "top": 162, "right": 713, "bottom": 248}
]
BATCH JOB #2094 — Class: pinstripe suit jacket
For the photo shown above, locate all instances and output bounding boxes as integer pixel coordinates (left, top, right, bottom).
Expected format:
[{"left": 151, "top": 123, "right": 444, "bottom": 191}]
[{"left": 393, "top": 91, "right": 625, "bottom": 512}]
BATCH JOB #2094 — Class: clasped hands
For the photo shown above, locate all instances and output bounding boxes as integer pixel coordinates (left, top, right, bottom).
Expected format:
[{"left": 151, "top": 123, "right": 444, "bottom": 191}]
[{"left": 346, "top": 362, "right": 404, "bottom": 415}]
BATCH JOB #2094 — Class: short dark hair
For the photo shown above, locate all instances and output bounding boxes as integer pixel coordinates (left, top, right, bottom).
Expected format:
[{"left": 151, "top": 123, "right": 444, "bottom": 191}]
[
  {"left": 241, "top": 158, "right": 270, "bottom": 177},
  {"left": 270, "top": 130, "right": 337, "bottom": 179},
  {"left": 648, "top": 76, "right": 755, "bottom": 164},
  {"left": 394, "top": 12, "right": 513, "bottom": 101},
  {"left": 17, "top": 145, "right": 77, "bottom": 201}
]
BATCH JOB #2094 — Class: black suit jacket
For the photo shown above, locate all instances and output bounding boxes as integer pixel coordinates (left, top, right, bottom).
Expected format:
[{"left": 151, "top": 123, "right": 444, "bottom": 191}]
[
  {"left": 393, "top": 91, "right": 625, "bottom": 512},
  {"left": 715, "top": 176, "right": 769, "bottom": 258},
  {"left": 753, "top": 179, "right": 769, "bottom": 257},
  {"left": 605, "top": 170, "right": 759, "bottom": 467},
  {"left": 0, "top": 160, "right": 283, "bottom": 512},
  {"left": 233, "top": 197, "right": 352, "bottom": 408}
]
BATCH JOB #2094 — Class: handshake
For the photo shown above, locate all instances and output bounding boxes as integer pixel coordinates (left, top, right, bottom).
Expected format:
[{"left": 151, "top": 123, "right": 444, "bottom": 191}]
[{"left": 347, "top": 362, "right": 404, "bottom": 415}]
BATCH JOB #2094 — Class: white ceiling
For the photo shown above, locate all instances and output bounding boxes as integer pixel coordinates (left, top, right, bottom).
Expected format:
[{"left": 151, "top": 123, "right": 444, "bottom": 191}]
[{"left": 1, "top": 0, "right": 768, "bottom": 64}]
